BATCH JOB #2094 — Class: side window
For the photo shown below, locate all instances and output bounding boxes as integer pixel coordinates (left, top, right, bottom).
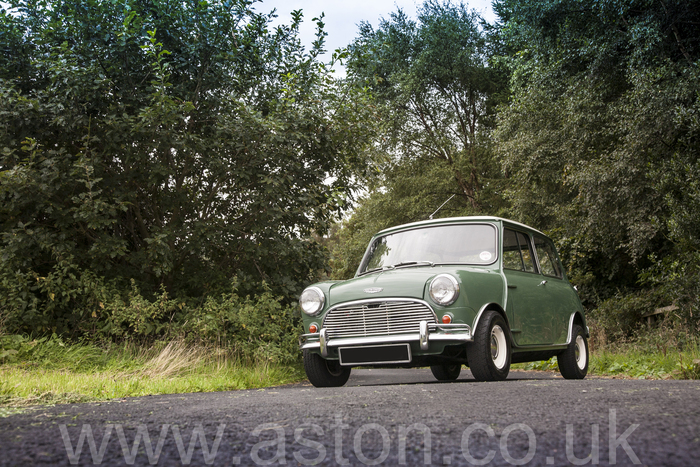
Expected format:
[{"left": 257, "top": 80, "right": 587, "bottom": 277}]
[
  {"left": 534, "top": 235, "right": 563, "bottom": 278},
  {"left": 503, "top": 229, "right": 537, "bottom": 273}
]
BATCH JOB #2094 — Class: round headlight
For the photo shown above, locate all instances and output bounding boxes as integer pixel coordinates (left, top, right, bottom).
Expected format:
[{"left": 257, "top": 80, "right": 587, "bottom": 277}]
[
  {"left": 300, "top": 287, "right": 325, "bottom": 316},
  {"left": 429, "top": 274, "right": 460, "bottom": 306}
]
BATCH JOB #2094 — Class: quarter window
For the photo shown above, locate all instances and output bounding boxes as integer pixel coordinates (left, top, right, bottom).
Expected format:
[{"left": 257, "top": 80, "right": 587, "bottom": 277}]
[{"left": 534, "top": 235, "right": 563, "bottom": 278}]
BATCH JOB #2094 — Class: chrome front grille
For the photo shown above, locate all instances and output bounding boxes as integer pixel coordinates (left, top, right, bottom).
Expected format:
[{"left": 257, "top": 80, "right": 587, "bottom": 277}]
[{"left": 323, "top": 300, "right": 437, "bottom": 339}]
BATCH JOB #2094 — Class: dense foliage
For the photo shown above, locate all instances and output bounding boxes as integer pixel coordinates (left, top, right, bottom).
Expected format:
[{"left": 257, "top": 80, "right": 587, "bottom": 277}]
[
  {"left": 0, "top": 0, "right": 377, "bottom": 336},
  {"left": 493, "top": 0, "right": 700, "bottom": 333}
]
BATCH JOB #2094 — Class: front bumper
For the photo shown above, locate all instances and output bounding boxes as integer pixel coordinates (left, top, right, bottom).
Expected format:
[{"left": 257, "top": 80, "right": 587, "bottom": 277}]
[{"left": 299, "top": 321, "right": 472, "bottom": 358}]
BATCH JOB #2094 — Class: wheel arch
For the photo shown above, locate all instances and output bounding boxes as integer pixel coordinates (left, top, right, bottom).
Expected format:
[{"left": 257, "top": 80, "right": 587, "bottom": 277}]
[
  {"left": 567, "top": 311, "right": 588, "bottom": 344},
  {"left": 472, "top": 303, "right": 513, "bottom": 341}
]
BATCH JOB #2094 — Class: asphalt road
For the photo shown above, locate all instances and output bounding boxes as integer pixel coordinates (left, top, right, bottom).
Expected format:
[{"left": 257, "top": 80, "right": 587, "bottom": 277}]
[{"left": 1, "top": 369, "right": 699, "bottom": 466}]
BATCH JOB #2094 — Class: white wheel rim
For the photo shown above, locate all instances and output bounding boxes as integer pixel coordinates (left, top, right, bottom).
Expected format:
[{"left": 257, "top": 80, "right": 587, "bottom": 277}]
[
  {"left": 575, "top": 335, "right": 587, "bottom": 370},
  {"left": 490, "top": 325, "right": 507, "bottom": 369}
]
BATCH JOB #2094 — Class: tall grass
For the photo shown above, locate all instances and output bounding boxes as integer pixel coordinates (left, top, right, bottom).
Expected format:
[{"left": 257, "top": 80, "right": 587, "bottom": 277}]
[
  {"left": 0, "top": 337, "right": 304, "bottom": 407},
  {"left": 587, "top": 319, "right": 700, "bottom": 379}
]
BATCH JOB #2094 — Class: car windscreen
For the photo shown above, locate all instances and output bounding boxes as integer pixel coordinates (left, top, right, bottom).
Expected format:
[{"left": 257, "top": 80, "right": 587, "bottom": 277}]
[{"left": 359, "top": 224, "right": 497, "bottom": 274}]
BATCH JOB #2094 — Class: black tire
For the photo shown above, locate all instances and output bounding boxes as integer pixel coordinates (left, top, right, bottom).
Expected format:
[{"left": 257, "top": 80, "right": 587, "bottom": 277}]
[
  {"left": 430, "top": 363, "right": 462, "bottom": 381},
  {"left": 467, "top": 309, "right": 511, "bottom": 381},
  {"left": 303, "top": 349, "right": 351, "bottom": 387},
  {"left": 557, "top": 324, "right": 589, "bottom": 379}
]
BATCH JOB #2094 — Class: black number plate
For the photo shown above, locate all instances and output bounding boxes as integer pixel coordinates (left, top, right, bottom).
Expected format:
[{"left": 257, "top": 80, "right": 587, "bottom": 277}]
[{"left": 338, "top": 344, "right": 412, "bottom": 366}]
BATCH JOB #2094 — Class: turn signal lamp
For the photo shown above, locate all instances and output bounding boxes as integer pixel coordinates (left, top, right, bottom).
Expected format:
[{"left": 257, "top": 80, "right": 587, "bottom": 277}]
[
  {"left": 442, "top": 314, "right": 452, "bottom": 324},
  {"left": 309, "top": 324, "right": 319, "bottom": 334}
]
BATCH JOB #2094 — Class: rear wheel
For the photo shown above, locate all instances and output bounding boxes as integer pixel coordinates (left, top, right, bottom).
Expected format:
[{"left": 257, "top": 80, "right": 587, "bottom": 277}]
[
  {"left": 557, "top": 324, "right": 588, "bottom": 379},
  {"left": 430, "top": 363, "right": 461, "bottom": 381},
  {"left": 303, "top": 349, "right": 351, "bottom": 387},
  {"left": 467, "top": 309, "right": 511, "bottom": 381}
]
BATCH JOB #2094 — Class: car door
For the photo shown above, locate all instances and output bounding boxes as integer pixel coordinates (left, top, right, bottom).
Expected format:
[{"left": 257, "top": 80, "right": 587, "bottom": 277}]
[
  {"left": 532, "top": 234, "right": 578, "bottom": 344},
  {"left": 502, "top": 228, "right": 556, "bottom": 345}
]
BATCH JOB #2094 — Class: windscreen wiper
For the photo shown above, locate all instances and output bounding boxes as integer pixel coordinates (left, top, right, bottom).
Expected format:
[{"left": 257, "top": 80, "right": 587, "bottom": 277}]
[
  {"left": 387, "top": 260, "right": 435, "bottom": 269},
  {"left": 358, "top": 260, "right": 436, "bottom": 276},
  {"left": 357, "top": 267, "right": 384, "bottom": 276}
]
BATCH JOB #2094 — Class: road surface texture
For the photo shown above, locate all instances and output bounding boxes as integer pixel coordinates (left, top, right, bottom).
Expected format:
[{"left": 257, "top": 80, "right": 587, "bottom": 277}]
[{"left": 1, "top": 369, "right": 699, "bottom": 466}]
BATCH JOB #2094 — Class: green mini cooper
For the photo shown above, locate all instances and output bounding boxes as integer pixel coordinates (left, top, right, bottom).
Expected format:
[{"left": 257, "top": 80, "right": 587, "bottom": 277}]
[{"left": 298, "top": 217, "right": 589, "bottom": 387}]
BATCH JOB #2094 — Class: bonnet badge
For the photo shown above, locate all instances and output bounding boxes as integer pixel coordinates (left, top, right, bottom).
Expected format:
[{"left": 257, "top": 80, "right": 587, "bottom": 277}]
[{"left": 363, "top": 287, "right": 383, "bottom": 294}]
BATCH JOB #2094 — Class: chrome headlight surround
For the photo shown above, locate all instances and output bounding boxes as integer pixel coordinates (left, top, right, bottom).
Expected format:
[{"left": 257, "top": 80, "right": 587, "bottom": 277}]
[
  {"left": 299, "top": 286, "right": 325, "bottom": 316},
  {"left": 429, "top": 274, "right": 460, "bottom": 306}
]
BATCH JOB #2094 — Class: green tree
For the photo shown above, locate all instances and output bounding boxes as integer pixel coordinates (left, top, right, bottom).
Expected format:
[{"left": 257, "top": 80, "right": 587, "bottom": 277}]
[
  {"left": 0, "top": 0, "right": 377, "bottom": 334},
  {"left": 348, "top": 0, "right": 507, "bottom": 211},
  {"left": 330, "top": 0, "right": 508, "bottom": 278}
]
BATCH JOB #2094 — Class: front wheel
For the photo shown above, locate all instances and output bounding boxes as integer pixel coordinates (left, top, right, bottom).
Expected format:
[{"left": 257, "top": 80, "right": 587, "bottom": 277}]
[
  {"left": 557, "top": 324, "right": 588, "bottom": 379},
  {"left": 430, "top": 363, "right": 461, "bottom": 381},
  {"left": 467, "top": 309, "right": 511, "bottom": 381},
  {"left": 303, "top": 349, "right": 351, "bottom": 387}
]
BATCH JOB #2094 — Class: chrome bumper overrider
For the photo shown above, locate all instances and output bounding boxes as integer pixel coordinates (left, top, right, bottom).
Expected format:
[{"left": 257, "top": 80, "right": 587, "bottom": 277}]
[{"left": 298, "top": 321, "right": 472, "bottom": 358}]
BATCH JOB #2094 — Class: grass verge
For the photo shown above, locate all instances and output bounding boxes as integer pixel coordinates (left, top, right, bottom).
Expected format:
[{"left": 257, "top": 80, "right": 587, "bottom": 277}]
[
  {"left": 516, "top": 349, "right": 700, "bottom": 379},
  {"left": 0, "top": 337, "right": 305, "bottom": 407},
  {"left": 515, "top": 324, "right": 700, "bottom": 380}
]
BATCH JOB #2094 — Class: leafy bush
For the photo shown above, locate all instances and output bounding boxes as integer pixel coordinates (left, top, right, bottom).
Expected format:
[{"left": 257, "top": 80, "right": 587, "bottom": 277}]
[
  {"left": 102, "top": 281, "right": 183, "bottom": 338},
  {"left": 640, "top": 253, "right": 700, "bottom": 333},
  {"left": 0, "top": 277, "right": 303, "bottom": 365},
  {"left": 588, "top": 290, "right": 664, "bottom": 341},
  {"left": 179, "top": 282, "right": 302, "bottom": 364},
  {"left": 101, "top": 280, "right": 302, "bottom": 364},
  {"left": 0, "top": 261, "right": 115, "bottom": 336}
]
